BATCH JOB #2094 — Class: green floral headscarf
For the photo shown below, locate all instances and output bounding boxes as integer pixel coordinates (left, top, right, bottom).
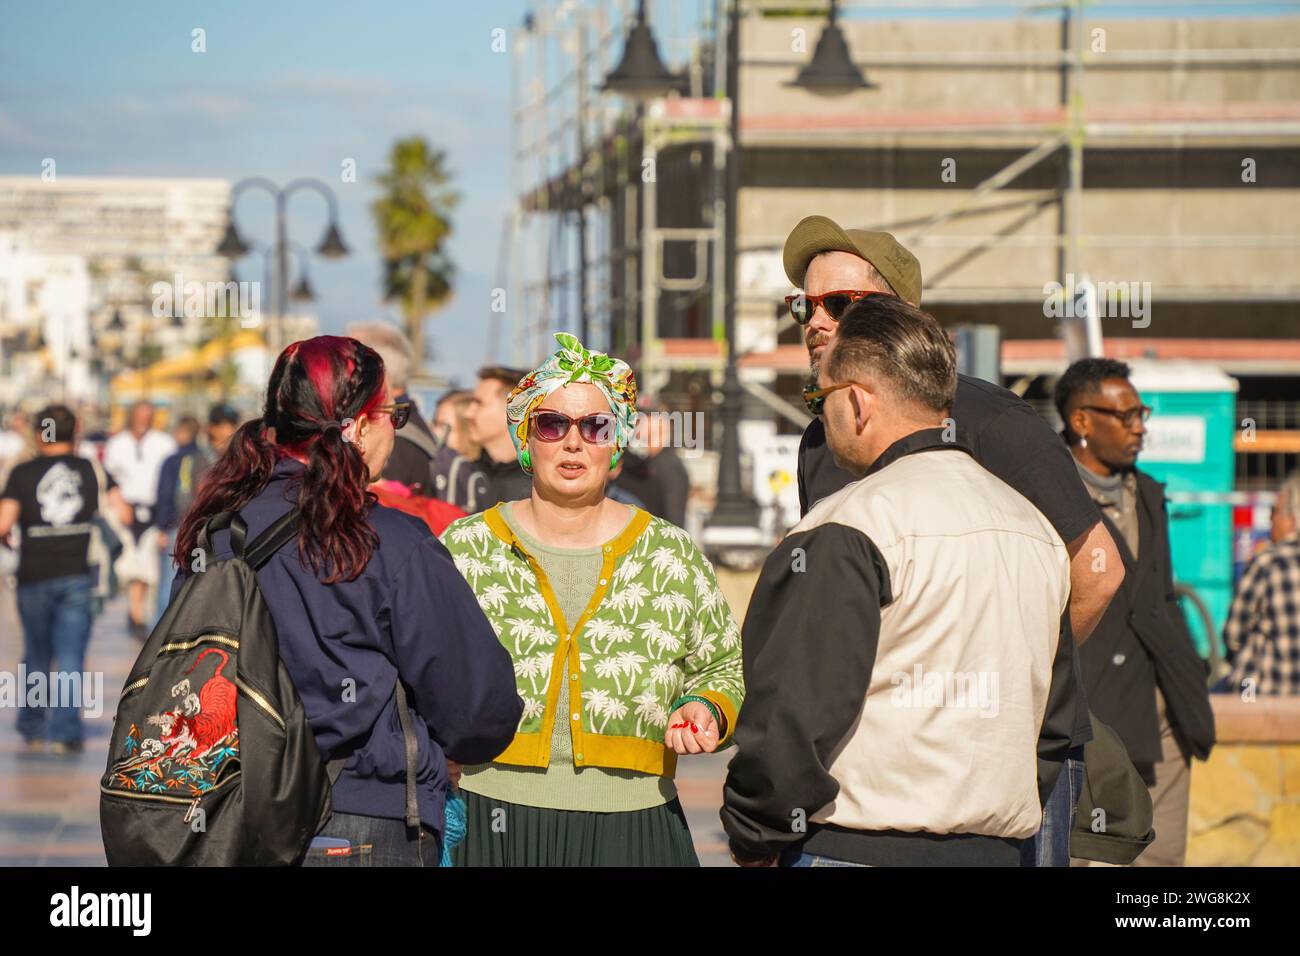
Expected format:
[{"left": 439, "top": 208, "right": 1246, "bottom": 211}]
[{"left": 506, "top": 332, "right": 638, "bottom": 474}]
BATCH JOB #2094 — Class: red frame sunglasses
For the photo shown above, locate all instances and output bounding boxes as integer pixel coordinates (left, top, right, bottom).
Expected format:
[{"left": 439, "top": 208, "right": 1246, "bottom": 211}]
[{"left": 784, "top": 289, "right": 893, "bottom": 326}]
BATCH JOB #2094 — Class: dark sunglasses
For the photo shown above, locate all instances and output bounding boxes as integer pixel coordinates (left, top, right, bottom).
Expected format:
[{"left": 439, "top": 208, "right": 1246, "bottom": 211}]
[
  {"left": 784, "top": 290, "right": 892, "bottom": 326},
  {"left": 530, "top": 410, "right": 616, "bottom": 445},
  {"left": 802, "top": 381, "right": 871, "bottom": 417},
  {"left": 374, "top": 401, "right": 412, "bottom": 430},
  {"left": 1080, "top": 404, "right": 1151, "bottom": 428}
]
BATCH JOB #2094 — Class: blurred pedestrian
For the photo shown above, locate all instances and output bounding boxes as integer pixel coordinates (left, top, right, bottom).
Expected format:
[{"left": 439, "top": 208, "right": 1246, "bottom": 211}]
[
  {"left": 429, "top": 389, "right": 483, "bottom": 511},
  {"left": 0, "top": 408, "right": 32, "bottom": 489},
  {"left": 1057, "top": 358, "right": 1215, "bottom": 867},
  {"left": 103, "top": 400, "right": 175, "bottom": 639},
  {"left": 783, "top": 214, "right": 1124, "bottom": 866},
  {"left": 464, "top": 365, "right": 531, "bottom": 508},
  {"left": 443, "top": 333, "right": 743, "bottom": 867},
  {"left": 0, "top": 404, "right": 128, "bottom": 754},
  {"left": 346, "top": 321, "right": 443, "bottom": 496},
  {"left": 613, "top": 403, "right": 691, "bottom": 527},
  {"left": 153, "top": 414, "right": 210, "bottom": 624},
  {"left": 1223, "top": 470, "right": 1300, "bottom": 696},
  {"left": 169, "top": 335, "right": 520, "bottom": 865},
  {"left": 205, "top": 402, "right": 241, "bottom": 456},
  {"left": 723, "top": 298, "right": 1071, "bottom": 867}
]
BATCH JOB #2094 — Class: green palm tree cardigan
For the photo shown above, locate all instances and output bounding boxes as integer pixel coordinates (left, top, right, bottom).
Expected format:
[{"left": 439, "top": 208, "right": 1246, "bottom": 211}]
[{"left": 441, "top": 505, "right": 744, "bottom": 777}]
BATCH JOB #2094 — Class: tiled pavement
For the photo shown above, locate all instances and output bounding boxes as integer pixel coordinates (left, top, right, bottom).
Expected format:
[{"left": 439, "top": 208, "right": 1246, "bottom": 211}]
[
  {"left": 0, "top": 587, "right": 136, "bottom": 866},
  {"left": 0, "top": 567, "right": 759, "bottom": 867}
]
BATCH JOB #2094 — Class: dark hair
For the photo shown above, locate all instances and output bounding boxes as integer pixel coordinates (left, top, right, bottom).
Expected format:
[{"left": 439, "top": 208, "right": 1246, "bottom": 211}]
[
  {"left": 34, "top": 404, "right": 76, "bottom": 444},
  {"left": 208, "top": 403, "right": 241, "bottom": 426},
  {"left": 477, "top": 366, "right": 528, "bottom": 391},
  {"left": 434, "top": 389, "right": 472, "bottom": 415},
  {"left": 175, "top": 416, "right": 201, "bottom": 437},
  {"left": 177, "top": 335, "right": 388, "bottom": 584},
  {"left": 1053, "top": 358, "right": 1132, "bottom": 443},
  {"left": 827, "top": 295, "right": 956, "bottom": 413}
]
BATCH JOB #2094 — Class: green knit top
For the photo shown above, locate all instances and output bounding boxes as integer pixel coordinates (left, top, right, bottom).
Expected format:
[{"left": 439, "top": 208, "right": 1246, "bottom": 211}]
[{"left": 458, "top": 502, "right": 677, "bottom": 812}]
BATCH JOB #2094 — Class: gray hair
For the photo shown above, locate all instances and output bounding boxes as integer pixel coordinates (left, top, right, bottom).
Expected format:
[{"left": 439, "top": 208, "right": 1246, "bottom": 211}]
[
  {"left": 346, "top": 321, "right": 412, "bottom": 391},
  {"left": 1280, "top": 471, "right": 1300, "bottom": 519}
]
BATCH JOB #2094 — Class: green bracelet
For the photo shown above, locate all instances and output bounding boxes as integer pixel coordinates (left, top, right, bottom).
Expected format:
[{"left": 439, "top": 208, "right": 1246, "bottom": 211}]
[{"left": 672, "top": 694, "right": 722, "bottom": 729}]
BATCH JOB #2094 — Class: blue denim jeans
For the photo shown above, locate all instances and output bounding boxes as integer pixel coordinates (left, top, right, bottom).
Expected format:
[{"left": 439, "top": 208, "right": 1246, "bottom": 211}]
[
  {"left": 1022, "top": 747, "right": 1086, "bottom": 867},
  {"left": 16, "top": 573, "right": 94, "bottom": 745},
  {"left": 783, "top": 852, "right": 869, "bottom": 868},
  {"left": 155, "top": 529, "right": 178, "bottom": 627},
  {"left": 300, "top": 811, "right": 440, "bottom": 867}
]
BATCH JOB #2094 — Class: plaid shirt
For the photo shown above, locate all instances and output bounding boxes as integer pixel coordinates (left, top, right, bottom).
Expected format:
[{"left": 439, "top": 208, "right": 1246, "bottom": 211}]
[{"left": 1225, "top": 536, "right": 1300, "bottom": 696}]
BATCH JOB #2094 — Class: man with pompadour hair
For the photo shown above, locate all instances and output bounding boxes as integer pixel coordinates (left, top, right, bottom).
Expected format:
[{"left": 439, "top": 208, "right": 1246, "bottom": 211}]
[
  {"left": 723, "top": 296, "right": 1073, "bottom": 867},
  {"left": 775, "top": 213, "right": 1128, "bottom": 867}
]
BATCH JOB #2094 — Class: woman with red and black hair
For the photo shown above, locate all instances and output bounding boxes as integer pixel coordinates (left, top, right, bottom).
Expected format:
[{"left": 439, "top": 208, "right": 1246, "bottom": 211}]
[{"left": 173, "top": 335, "right": 522, "bottom": 866}]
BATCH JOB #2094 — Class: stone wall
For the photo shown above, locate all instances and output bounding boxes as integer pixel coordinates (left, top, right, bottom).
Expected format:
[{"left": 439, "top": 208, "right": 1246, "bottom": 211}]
[{"left": 1186, "top": 697, "right": 1300, "bottom": 865}]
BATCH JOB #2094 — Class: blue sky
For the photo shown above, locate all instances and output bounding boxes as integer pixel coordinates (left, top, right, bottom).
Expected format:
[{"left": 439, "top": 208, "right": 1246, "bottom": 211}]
[
  {"left": 0, "top": 0, "right": 528, "bottom": 387},
  {"left": 1, "top": 1, "right": 1292, "bottom": 388}
]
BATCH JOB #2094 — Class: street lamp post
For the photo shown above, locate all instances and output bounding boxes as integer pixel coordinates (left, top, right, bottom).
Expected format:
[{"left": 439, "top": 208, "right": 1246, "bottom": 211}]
[
  {"left": 217, "top": 177, "right": 348, "bottom": 356},
  {"left": 705, "top": 0, "right": 760, "bottom": 539}
]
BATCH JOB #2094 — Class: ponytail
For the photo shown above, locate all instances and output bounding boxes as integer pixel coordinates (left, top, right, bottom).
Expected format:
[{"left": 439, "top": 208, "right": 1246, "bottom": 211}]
[{"left": 175, "top": 335, "right": 388, "bottom": 583}]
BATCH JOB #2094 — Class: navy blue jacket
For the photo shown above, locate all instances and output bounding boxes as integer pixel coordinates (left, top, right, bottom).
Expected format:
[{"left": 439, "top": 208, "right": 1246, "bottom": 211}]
[{"left": 171, "top": 457, "right": 522, "bottom": 836}]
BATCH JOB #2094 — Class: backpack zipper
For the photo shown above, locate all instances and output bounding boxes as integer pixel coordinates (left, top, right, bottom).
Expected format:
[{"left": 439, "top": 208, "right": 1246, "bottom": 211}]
[
  {"left": 100, "top": 770, "right": 242, "bottom": 808},
  {"left": 235, "top": 678, "right": 285, "bottom": 730}
]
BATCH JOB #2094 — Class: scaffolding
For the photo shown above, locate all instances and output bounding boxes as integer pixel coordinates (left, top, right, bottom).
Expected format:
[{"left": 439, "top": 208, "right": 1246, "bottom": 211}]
[{"left": 505, "top": 0, "right": 1300, "bottom": 410}]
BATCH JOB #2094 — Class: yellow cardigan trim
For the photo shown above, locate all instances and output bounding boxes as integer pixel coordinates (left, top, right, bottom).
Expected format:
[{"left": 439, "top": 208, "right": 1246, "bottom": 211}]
[
  {"left": 494, "top": 732, "right": 680, "bottom": 777},
  {"left": 481, "top": 504, "right": 658, "bottom": 772},
  {"left": 695, "top": 690, "right": 740, "bottom": 747}
]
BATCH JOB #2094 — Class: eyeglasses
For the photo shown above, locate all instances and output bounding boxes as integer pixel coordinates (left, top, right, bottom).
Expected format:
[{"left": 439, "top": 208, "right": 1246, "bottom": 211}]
[
  {"left": 801, "top": 381, "right": 870, "bottom": 417},
  {"left": 529, "top": 410, "right": 616, "bottom": 445},
  {"left": 1079, "top": 404, "right": 1151, "bottom": 428},
  {"left": 784, "top": 290, "right": 891, "bottom": 326},
  {"left": 373, "top": 401, "right": 412, "bottom": 430}
]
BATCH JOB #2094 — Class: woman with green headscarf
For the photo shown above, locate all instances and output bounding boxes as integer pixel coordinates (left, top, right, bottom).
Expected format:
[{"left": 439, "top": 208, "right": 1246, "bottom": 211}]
[{"left": 441, "top": 333, "right": 744, "bottom": 866}]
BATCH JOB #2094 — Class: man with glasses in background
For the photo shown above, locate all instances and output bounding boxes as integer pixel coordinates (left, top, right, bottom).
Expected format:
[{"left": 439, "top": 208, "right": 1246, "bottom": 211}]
[
  {"left": 782, "top": 214, "right": 1126, "bottom": 866},
  {"left": 1055, "top": 358, "right": 1215, "bottom": 866}
]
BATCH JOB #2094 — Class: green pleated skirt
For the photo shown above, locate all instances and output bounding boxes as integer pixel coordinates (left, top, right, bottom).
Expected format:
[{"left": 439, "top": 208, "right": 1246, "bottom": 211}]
[{"left": 453, "top": 790, "right": 700, "bottom": 867}]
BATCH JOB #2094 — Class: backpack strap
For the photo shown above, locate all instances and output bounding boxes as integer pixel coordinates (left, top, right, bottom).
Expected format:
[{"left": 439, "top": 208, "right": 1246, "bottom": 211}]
[
  {"left": 243, "top": 507, "right": 302, "bottom": 571},
  {"left": 393, "top": 680, "right": 422, "bottom": 830},
  {"left": 323, "top": 679, "right": 422, "bottom": 831},
  {"left": 199, "top": 511, "right": 248, "bottom": 558}
]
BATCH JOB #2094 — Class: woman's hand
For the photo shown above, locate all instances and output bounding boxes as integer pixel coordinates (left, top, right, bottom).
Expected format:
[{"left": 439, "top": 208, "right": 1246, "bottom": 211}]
[
  {"left": 447, "top": 759, "right": 463, "bottom": 787},
  {"left": 664, "top": 702, "right": 719, "bottom": 755}
]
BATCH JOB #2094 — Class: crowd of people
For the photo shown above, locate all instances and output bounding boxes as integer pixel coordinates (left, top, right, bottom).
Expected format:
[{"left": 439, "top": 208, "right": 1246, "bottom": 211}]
[{"left": 1, "top": 212, "right": 1297, "bottom": 867}]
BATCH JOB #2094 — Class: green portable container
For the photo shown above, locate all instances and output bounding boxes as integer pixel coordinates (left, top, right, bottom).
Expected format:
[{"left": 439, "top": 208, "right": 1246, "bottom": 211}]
[{"left": 1128, "top": 361, "right": 1239, "bottom": 658}]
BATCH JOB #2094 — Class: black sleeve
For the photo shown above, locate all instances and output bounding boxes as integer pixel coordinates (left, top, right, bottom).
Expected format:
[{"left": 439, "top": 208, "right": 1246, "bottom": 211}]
[
  {"left": 381, "top": 436, "right": 434, "bottom": 495},
  {"left": 795, "top": 425, "right": 811, "bottom": 518},
  {"left": 1035, "top": 608, "right": 1076, "bottom": 807},
  {"left": 659, "top": 452, "right": 690, "bottom": 529},
  {"left": 0, "top": 466, "right": 22, "bottom": 503},
  {"left": 976, "top": 402, "right": 1099, "bottom": 547},
  {"left": 721, "top": 522, "right": 890, "bottom": 860}
]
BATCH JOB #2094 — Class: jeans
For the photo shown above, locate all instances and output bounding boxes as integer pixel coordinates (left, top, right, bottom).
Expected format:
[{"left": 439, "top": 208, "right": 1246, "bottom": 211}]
[
  {"left": 155, "top": 529, "right": 178, "bottom": 627},
  {"left": 16, "top": 573, "right": 94, "bottom": 745},
  {"left": 1022, "top": 746, "right": 1086, "bottom": 867},
  {"left": 300, "top": 811, "right": 440, "bottom": 867},
  {"left": 782, "top": 852, "right": 869, "bottom": 868}
]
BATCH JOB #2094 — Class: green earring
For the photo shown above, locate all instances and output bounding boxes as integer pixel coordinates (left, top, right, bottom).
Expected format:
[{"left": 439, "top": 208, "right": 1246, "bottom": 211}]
[
  {"left": 519, "top": 448, "right": 532, "bottom": 472},
  {"left": 609, "top": 448, "right": 622, "bottom": 470}
]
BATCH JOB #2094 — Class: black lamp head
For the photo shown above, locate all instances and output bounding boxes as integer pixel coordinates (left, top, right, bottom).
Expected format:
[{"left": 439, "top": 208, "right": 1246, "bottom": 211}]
[
  {"left": 316, "top": 222, "right": 349, "bottom": 259},
  {"left": 602, "top": 2, "right": 683, "bottom": 99}
]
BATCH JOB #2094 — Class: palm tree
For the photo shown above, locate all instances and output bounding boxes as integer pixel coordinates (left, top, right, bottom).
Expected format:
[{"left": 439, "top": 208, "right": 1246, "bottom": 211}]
[{"left": 372, "top": 136, "right": 459, "bottom": 379}]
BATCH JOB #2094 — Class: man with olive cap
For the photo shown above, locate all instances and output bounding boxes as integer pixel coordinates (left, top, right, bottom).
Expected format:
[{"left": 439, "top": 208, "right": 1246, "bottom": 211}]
[{"left": 776, "top": 214, "right": 1125, "bottom": 867}]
